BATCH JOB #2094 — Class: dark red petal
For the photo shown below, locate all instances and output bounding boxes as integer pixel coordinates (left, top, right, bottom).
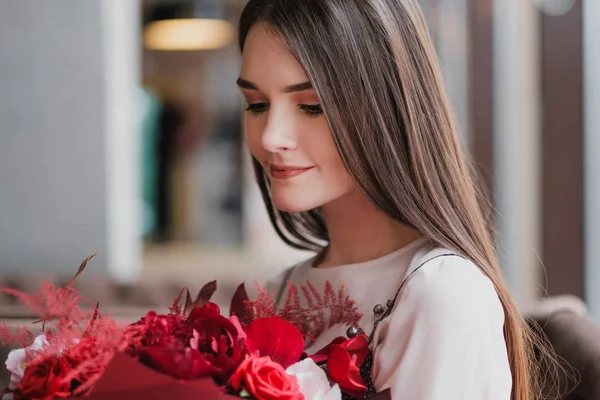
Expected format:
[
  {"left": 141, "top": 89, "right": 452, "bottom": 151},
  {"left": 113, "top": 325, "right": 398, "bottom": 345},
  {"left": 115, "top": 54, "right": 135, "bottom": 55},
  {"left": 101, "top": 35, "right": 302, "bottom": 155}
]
[
  {"left": 185, "top": 281, "right": 218, "bottom": 314},
  {"left": 244, "top": 318, "right": 304, "bottom": 368},
  {"left": 230, "top": 283, "right": 250, "bottom": 321}
]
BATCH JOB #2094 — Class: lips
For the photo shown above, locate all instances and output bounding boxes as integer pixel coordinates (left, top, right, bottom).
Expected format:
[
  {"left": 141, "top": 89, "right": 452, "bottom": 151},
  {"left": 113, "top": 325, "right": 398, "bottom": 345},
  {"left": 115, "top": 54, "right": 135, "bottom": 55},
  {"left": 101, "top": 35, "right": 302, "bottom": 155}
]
[{"left": 268, "top": 164, "right": 314, "bottom": 180}]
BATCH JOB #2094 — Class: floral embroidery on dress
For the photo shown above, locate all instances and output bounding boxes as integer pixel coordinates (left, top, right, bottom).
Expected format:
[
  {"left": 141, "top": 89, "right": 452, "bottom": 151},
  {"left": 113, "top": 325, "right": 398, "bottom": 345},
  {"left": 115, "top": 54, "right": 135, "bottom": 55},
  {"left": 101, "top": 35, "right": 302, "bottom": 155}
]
[{"left": 245, "top": 280, "right": 363, "bottom": 345}]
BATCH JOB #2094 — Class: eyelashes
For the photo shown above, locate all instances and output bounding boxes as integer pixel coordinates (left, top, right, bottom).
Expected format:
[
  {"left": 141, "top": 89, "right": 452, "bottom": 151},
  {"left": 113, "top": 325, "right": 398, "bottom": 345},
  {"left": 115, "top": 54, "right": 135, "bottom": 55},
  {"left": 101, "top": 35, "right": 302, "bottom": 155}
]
[
  {"left": 244, "top": 103, "right": 323, "bottom": 117},
  {"left": 244, "top": 103, "right": 268, "bottom": 115},
  {"left": 299, "top": 104, "right": 323, "bottom": 117}
]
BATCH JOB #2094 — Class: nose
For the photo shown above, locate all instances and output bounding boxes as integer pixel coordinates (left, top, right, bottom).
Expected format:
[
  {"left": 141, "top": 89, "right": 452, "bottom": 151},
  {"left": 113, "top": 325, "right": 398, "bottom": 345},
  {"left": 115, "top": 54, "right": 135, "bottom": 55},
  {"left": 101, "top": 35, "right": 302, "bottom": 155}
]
[{"left": 260, "top": 112, "right": 297, "bottom": 153}]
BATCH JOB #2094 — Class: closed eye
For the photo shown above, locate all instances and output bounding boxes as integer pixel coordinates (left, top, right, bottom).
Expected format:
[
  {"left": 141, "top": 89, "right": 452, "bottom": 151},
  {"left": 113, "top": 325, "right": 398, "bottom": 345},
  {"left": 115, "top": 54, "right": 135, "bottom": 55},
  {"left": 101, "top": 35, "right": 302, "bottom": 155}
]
[
  {"left": 245, "top": 103, "right": 268, "bottom": 115},
  {"left": 298, "top": 104, "right": 323, "bottom": 117},
  {"left": 244, "top": 103, "right": 323, "bottom": 117}
]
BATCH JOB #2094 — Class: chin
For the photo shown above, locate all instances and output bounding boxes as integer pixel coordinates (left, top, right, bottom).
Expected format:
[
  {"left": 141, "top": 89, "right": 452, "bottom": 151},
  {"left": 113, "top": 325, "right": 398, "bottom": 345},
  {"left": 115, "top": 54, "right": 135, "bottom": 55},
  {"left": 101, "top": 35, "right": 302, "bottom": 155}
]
[
  {"left": 271, "top": 190, "right": 324, "bottom": 213},
  {"left": 272, "top": 198, "right": 318, "bottom": 213}
]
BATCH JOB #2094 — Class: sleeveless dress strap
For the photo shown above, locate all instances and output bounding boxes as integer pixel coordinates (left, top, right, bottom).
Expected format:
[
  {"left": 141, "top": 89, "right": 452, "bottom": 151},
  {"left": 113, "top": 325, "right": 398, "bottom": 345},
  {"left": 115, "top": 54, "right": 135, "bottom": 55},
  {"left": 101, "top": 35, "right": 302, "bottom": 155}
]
[
  {"left": 388, "top": 253, "right": 464, "bottom": 311},
  {"left": 349, "top": 252, "right": 465, "bottom": 400},
  {"left": 366, "top": 251, "right": 464, "bottom": 344}
]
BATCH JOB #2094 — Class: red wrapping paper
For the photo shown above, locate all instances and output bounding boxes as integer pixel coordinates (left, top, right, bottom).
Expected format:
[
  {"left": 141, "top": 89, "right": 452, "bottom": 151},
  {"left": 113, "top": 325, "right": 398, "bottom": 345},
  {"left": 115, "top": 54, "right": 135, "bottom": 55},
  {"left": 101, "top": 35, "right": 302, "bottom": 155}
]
[
  {"left": 79, "top": 353, "right": 234, "bottom": 400},
  {"left": 78, "top": 352, "right": 392, "bottom": 399}
]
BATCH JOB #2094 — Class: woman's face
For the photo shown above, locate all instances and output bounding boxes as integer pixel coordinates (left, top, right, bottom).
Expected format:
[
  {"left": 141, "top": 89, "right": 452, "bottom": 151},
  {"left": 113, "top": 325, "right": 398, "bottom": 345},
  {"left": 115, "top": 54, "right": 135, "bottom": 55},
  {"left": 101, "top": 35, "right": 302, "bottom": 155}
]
[{"left": 238, "top": 23, "right": 356, "bottom": 213}]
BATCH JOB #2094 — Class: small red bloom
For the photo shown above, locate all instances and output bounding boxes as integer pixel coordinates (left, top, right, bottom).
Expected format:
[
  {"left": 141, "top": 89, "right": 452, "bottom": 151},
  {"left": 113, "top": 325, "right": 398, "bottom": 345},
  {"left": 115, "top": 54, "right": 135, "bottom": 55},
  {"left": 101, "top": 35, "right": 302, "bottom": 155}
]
[
  {"left": 125, "top": 310, "right": 184, "bottom": 355},
  {"left": 310, "top": 334, "right": 369, "bottom": 398},
  {"left": 229, "top": 356, "right": 302, "bottom": 400},
  {"left": 13, "top": 356, "right": 72, "bottom": 400},
  {"left": 244, "top": 317, "right": 304, "bottom": 368}
]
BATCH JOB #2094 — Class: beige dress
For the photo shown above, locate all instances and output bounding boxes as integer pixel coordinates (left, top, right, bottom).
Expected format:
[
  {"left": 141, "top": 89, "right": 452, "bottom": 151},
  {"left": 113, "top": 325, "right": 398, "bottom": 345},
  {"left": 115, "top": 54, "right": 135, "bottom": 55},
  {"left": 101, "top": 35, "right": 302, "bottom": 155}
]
[{"left": 259, "top": 238, "right": 512, "bottom": 399}]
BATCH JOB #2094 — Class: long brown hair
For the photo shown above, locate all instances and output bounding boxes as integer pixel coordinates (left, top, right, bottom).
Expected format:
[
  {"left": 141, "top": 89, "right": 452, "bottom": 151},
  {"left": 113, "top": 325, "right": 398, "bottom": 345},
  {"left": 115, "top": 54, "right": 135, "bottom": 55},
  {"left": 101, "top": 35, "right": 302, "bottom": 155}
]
[{"left": 238, "top": 0, "right": 539, "bottom": 398}]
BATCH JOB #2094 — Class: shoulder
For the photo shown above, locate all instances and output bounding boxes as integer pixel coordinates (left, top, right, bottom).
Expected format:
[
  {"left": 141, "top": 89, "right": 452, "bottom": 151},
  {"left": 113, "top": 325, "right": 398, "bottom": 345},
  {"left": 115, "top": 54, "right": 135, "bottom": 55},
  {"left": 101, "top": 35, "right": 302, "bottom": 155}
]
[
  {"left": 373, "top": 250, "right": 512, "bottom": 395},
  {"left": 399, "top": 250, "right": 504, "bottom": 326}
]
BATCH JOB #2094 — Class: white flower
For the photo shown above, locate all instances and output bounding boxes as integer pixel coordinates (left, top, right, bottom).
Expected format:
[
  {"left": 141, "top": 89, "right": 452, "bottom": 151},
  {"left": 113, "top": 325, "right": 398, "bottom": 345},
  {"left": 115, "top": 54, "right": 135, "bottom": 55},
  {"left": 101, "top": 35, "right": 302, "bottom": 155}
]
[
  {"left": 2, "top": 392, "right": 14, "bottom": 400},
  {"left": 5, "top": 348, "right": 27, "bottom": 390},
  {"left": 5, "top": 334, "right": 49, "bottom": 390},
  {"left": 286, "top": 358, "right": 341, "bottom": 400}
]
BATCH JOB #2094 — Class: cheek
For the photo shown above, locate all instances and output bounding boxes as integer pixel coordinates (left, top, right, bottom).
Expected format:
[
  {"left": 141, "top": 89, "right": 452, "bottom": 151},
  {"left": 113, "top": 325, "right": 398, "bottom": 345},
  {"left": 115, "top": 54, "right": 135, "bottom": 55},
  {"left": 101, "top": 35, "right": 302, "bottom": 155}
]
[
  {"left": 310, "top": 129, "right": 353, "bottom": 186},
  {"left": 244, "top": 118, "right": 266, "bottom": 161},
  {"left": 274, "top": 126, "right": 356, "bottom": 211},
  {"left": 321, "top": 155, "right": 355, "bottom": 195}
]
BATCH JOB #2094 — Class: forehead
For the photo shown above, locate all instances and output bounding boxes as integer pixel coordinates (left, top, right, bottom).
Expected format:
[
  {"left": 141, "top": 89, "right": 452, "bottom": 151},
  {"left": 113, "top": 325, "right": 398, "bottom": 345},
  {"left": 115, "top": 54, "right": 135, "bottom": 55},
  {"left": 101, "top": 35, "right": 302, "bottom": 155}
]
[{"left": 240, "top": 23, "right": 308, "bottom": 82}]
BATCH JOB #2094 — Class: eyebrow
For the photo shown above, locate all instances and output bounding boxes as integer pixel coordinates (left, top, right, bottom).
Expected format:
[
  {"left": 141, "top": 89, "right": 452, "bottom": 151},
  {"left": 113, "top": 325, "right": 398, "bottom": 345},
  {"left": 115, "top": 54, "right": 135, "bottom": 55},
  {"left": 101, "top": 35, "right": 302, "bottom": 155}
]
[{"left": 236, "top": 78, "right": 313, "bottom": 93}]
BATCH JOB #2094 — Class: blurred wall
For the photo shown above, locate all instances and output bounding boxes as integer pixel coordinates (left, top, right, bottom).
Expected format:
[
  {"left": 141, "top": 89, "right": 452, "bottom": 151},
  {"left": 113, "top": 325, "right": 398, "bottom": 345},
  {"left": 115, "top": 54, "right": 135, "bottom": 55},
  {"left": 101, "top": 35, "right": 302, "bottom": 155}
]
[
  {"left": 0, "top": 1, "right": 108, "bottom": 274},
  {"left": 493, "top": 0, "right": 542, "bottom": 307},
  {"left": 0, "top": 0, "right": 141, "bottom": 279},
  {"left": 584, "top": 0, "right": 600, "bottom": 321}
]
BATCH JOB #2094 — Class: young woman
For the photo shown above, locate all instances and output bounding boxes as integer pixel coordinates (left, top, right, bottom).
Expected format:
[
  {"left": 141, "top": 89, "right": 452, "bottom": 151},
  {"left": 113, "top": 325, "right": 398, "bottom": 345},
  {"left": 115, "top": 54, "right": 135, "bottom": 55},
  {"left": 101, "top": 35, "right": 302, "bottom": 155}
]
[{"left": 236, "top": 0, "right": 538, "bottom": 398}]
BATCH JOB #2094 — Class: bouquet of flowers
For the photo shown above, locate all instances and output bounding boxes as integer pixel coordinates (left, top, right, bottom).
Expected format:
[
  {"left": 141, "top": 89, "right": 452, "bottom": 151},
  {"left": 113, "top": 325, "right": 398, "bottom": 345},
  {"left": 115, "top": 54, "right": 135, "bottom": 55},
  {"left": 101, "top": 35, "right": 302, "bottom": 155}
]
[{"left": 0, "top": 256, "right": 391, "bottom": 400}]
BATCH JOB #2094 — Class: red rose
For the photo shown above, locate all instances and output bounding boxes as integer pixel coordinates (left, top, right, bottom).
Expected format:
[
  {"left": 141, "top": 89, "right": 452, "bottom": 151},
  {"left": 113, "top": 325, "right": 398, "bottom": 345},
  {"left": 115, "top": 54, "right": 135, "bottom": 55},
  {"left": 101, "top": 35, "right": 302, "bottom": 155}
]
[
  {"left": 229, "top": 356, "right": 302, "bottom": 400},
  {"left": 13, "top": 356, "right": 72, "bottom": 400},
  {"left": 310, "top": 334, "right": 369, "bottom": 398}
]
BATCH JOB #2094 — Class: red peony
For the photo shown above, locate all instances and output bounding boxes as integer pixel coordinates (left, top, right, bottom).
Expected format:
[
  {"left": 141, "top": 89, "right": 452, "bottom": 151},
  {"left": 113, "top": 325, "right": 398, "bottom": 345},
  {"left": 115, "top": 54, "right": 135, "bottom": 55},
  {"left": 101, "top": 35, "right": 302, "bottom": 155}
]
[
  {"left": 13, "top": 356, "right": 72, "bottom": 400},
  {"left": 311, "top": 334, "right": 369, "bottom": 398},
  {"left": 138, "top": 303, "right": 247, "bottom": 383},
  {"left": 229, "top": 356, "right": 303, "bottom": 400}
]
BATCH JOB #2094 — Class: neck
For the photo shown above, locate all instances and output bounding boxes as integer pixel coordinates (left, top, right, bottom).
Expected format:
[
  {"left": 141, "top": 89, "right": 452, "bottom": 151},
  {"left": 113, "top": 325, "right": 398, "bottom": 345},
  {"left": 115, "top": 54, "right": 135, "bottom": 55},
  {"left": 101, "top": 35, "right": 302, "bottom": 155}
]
[{"left": 316, "top": 188, "right": 422, "bottom": 268}]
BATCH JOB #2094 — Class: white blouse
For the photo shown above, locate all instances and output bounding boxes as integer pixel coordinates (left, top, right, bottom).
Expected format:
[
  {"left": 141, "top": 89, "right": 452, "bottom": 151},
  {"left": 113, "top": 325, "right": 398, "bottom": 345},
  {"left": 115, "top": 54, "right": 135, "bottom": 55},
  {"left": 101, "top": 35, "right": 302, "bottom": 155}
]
[{"left": 260, "top": 238, "right": 512, "bottom": 399}]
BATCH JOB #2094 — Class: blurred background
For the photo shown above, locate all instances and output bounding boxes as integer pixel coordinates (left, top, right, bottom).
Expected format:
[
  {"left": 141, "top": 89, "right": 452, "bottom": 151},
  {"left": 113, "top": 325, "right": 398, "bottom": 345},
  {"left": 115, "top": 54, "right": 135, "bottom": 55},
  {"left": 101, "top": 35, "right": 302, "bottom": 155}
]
[{"left": 0, "top": 0, "right": 599, "bottom": 324}]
